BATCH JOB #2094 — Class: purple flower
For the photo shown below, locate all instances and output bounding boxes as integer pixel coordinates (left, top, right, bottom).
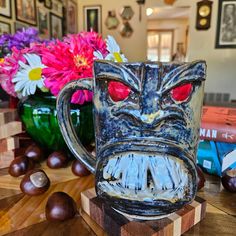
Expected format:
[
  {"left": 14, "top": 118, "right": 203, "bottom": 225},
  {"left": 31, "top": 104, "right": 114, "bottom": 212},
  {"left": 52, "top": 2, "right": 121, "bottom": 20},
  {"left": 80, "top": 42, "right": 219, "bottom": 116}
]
[
  {"left": 0, "top": 34, "right": 11, "bottom": 45},
  {"left": 0, "top": 27, "right": 42, "bottom": 57}
]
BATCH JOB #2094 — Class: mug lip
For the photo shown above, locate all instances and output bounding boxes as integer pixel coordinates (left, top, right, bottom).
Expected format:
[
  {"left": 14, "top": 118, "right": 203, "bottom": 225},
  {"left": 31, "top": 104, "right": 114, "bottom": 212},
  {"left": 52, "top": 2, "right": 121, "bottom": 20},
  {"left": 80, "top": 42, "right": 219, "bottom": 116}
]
[{"left": 94, "top": 59, "right": 207, "bottom": 66}]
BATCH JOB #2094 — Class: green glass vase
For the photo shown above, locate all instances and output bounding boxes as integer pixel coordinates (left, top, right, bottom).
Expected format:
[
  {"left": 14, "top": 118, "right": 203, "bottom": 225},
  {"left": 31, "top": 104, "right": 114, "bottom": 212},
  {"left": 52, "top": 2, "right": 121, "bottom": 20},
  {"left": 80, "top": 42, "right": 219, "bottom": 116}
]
[{"left": 18, "top": 93, "right": 94, "bottom": 152}]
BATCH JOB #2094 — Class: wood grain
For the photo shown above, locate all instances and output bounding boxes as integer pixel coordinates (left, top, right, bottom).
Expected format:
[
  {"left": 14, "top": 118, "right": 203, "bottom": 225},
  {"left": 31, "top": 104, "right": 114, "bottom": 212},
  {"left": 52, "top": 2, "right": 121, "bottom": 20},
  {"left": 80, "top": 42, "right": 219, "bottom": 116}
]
[
  {"left": 0, "top": 122, "right": 22, "bottom": 140},
  {"left": 0, "top": 161, "right": 91, "bottom": 190},
  {"left": 0, "top": 175, "right": 94, "bottom": 236},
  {"left": 0, "top": 161, "right": 235, "bottom": 236},
  {"left": 185, "top": 211, "right": 236, "bottom": 236},
  {"left": 14, "top": 133, "right": 34, "bottom": 148},
  {"left": 0, "top": 137, "right": 20, "bottom": 153},
  {"left": 0, "top": 151, "right": 15, "bottom": 169},
  {"left": 0, "top": 109, "right": 18, "bottom": 126},
  {"left": 0, "top": 148, "right": 27, "bottom": 169},
  {"left": 81, "top": 188, "right": 207, "bottom": 236},
  {"left": 197, "top": 174, "right": 236, "bottom": 216},
  {"left": 3, "top": 216, "right": 96, "bottom": 236}
]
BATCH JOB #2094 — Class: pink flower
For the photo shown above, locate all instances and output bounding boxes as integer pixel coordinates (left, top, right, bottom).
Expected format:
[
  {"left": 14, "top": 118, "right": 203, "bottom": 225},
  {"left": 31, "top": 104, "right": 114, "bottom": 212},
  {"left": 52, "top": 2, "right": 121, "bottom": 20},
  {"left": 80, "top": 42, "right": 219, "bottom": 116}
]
[
  {"left": 42, "top": 32, "right": 107, "bottom": 104},
  {"left": 0, "top": 47, "right": 25, "bottom": 97},
  {"left": 79, "top": 31, "right": 107, "bottom": 56},
  {"left": 0, "top": 43, "right": 47, "bottom": 97}
]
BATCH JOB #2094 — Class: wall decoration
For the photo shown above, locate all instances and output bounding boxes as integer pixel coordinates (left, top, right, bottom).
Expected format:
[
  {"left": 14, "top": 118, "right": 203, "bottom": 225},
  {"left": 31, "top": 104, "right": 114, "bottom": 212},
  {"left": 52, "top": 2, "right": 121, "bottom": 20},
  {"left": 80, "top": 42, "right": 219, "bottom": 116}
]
[
  {"left": 83, "top": 5, "right": 102, "bottom": 33},
  {"left": 67, "top": 0, "right": 78, "bottom": 34},
  {"left": 136, "top": 0, "right": 145, "bottom": 21},
  {"left": 120, "top": 6, "right": 134, "bottom": 21},
  {"left": 14, "top": 22, "right": 28, "bottom": 32},
  {"left": 0, "top": 0, "right": 12, "bottom": 18},
  {"left": 105, "top": 10, "right": 119, "bottom": 30},
  {"left": 52, "top": 0, "right": 63, "bottom": 17},
  {"left": 38, "top": 7, "right": 49, "bottom": 39},
  {"left": 216, "top": 0, "right": 236, "bottom": 48},
  {"left": 0, "top": 21, "right": 11, "bottom": 34},
  {"left": 45, "top": 0, "right": 52, "bottom": 9},
  {"left": 164, "top": 0, "right": 176, "bottom": 5},
  {"left": 196, "top": 0, "right": 213, "bottom": 30},
  {"left": 50, "top": 13, "right": 63, "bottom": 39},
  {"left": 120, "top": 22, "right": 133, "bottom": 37},
  {"left": 120, "top": 6, "right": 134, "bottom": 38},
  {"left": 15, "top": 0, "right": 37, "bottom": 25}
]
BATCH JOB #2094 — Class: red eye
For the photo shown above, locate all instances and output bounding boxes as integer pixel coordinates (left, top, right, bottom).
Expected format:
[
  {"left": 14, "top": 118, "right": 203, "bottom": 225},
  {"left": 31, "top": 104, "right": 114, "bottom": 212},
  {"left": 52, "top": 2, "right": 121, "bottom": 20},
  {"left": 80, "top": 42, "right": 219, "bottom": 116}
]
[
  {"left": 108, "top": 81, "right": 131, "bottom": 102},
  {"left": 171, "top": 83, "right": 193, "bottom": 102}
]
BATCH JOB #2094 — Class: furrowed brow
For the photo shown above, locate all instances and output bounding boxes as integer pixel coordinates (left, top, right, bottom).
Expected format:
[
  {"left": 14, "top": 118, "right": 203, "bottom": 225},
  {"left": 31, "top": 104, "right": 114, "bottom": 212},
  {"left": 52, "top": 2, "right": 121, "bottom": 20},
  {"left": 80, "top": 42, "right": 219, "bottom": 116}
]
[
  {"left": 161, "top": 60, "right": 206, "bottom": 94},
  {"left": 94, "top": 60, "right": 141, "bottom": 92}
]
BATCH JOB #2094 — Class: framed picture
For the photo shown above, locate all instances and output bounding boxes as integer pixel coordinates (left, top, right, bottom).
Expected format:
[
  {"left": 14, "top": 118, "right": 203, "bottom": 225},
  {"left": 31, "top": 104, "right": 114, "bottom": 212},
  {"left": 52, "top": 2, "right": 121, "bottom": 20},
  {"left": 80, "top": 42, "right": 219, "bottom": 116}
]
[
  {"left": 67, "top": 0, "right": 78, "bottom": 34},
  {"left": 38, "top": 7, "right": 49, "bottom": 39},
  {"left": 216, "top": 0, "right": 236, "bottom": 48},
  {"left": 15, "top": 0, "right": 37, "bottom": 25},
  {"left": 45, "top": 0, "right": 52, "bottom": 9},
  {"left": 50, "top": 13, "right": 63, "bottom": 39},
  {"left": 0, "top": 21, "right": 11, "bottom": 34},
  {"left": 83, "top": 5, "right": 102, "bottom": 33},
  {"left": 0, "top": 0, "right": 12, "bottom": 18},
  {"left": 52, "top": 0, "right": 63, "bottom": 16},
  {"left": 15, "top": 22, "right": 28, "bottom": 32}
]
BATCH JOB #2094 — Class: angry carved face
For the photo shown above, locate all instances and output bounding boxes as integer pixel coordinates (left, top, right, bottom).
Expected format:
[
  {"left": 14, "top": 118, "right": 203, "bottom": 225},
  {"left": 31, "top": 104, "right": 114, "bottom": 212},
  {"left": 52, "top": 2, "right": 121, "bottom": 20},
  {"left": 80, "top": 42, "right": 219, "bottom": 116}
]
[{"left": 93, "top": 60, "right": 206, "bottom": 217}]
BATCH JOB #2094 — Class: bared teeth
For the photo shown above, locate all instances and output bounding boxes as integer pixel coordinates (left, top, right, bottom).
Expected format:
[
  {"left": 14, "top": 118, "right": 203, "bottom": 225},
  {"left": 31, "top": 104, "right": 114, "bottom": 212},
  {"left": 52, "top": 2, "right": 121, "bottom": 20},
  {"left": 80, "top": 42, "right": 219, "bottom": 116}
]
[{"left": 101, "top": 153, "right": 189, "bottom": 199}]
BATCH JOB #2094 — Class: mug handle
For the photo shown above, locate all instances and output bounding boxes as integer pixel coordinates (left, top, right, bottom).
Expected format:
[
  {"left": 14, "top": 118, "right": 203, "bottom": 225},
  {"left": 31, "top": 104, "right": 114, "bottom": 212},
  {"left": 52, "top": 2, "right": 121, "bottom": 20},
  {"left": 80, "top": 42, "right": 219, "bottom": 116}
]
[{"left": 56, "top": 78, "right": 96, "bottom": 174}]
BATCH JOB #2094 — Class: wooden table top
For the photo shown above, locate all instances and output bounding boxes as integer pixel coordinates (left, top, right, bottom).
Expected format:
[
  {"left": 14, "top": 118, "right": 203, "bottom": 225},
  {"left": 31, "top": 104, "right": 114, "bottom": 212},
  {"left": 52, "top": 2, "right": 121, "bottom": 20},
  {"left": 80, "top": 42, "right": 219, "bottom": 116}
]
[{"left": 0, "top": 162, "right": 235, "bottom": 236}]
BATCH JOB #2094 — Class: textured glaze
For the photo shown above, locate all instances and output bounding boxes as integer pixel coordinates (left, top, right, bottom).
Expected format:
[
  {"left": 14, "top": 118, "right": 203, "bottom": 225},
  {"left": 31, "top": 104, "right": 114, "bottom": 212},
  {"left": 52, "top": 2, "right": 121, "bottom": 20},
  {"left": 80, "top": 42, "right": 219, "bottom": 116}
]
[{"left": 57, "top": 60, "right": 206, "bottom": 218}]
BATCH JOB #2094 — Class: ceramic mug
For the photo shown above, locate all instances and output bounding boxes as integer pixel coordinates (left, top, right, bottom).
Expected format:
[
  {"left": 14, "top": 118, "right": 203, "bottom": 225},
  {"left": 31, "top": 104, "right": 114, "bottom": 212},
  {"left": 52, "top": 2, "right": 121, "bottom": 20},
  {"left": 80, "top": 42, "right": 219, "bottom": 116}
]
[{"left": 57, "top": 60, "right": 206, "bottom": 219}]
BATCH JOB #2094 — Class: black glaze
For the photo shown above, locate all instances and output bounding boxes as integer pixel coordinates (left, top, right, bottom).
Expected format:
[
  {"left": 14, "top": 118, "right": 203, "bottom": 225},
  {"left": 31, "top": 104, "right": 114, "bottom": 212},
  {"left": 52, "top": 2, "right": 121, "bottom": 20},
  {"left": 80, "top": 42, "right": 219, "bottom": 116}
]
[{"left": 56, "top": 61, "right": 206, "bottom": 218}]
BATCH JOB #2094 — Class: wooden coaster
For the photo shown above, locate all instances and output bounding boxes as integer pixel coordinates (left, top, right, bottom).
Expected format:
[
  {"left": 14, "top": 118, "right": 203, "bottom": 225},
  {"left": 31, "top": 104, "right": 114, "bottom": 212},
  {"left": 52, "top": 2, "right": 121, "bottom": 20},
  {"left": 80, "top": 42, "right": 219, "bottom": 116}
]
[
  {"left": 81, "top": 188, "right": 207, "bottom": 236},
  {"left": 0, "top": 148, "right": 26, "bottom": 169},
  {"left": 0, "top": 137, "right": 20, "bottom": 153},
  {"left": 0, "top": 109, "right": 18, "bottom": 126},
  {"left": 0, "top": 122, "right": 22, "bottom": 140},
  {"left": 0, "top": 151, "right": 15, "bottom": 169},
  {"left": 14, "top": 132, "right": 34, "bottom": 148}
]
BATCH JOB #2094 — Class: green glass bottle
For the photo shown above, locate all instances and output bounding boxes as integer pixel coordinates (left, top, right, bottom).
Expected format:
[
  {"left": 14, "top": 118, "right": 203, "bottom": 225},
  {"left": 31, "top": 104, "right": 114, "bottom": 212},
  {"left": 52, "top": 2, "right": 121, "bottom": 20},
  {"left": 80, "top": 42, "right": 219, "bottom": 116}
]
[{"left": 18, "top": 93, "right": 94, "bottom": 152}]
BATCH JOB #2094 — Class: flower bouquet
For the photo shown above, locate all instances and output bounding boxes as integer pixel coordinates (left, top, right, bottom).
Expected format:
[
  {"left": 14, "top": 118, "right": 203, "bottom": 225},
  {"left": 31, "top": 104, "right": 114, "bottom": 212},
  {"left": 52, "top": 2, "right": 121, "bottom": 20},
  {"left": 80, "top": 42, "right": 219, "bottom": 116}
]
[{"left": 0, "top": 28, "right": 127, "bottom": 151}]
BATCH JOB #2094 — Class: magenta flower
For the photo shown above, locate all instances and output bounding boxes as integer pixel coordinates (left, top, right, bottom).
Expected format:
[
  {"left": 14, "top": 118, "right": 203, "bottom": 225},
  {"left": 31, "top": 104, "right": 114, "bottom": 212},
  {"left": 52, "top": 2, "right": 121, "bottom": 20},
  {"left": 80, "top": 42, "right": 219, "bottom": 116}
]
[{"left": 42, "top": 32, "right": 107, "bottom": 104}]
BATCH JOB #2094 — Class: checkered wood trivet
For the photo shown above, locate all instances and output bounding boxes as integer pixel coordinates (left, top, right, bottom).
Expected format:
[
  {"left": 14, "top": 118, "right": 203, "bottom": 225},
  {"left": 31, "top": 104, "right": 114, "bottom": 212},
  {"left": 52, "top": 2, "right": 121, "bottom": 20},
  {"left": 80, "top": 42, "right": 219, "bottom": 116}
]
[{"left": 81, "top": 188, "right": 206, "bottom": 236}]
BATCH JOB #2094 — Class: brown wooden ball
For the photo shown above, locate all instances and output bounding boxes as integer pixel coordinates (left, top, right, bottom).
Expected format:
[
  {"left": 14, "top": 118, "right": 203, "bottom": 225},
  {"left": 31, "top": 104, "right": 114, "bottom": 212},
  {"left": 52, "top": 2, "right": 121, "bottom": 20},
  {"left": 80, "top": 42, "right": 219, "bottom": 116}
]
[
  {"left": 20, "top": 169, "right": 50, "bottom": 196},
  {"left": 8, "top": 155, "right": 34, "bottom": 177},
  {"left": 47, "top": 151, "right": 68, "bottom": 169},
  {"left": 71, "top": 160, "right": 91, "bottom": 177},
  {"left": 25, "top": 144, "right": 44, "bottom": 162},
  {"left": 45, "top": 192, "right": 77, "bottom": 221}
]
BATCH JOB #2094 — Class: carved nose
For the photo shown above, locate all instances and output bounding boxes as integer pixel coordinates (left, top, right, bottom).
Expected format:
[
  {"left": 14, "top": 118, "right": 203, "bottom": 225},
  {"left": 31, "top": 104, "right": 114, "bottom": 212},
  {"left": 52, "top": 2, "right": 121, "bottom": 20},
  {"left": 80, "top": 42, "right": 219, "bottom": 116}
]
[
  {"left": 140, "top": 91, "right": 161, "bottom": 116},
  {"left": 139, "top": 112, "right": 163, "bottom": 127}
]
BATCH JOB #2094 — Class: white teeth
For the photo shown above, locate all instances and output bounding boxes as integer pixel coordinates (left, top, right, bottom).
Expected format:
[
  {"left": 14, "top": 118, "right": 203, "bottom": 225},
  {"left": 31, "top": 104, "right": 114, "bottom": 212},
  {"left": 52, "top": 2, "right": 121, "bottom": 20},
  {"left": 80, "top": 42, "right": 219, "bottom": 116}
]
[
  {"left": 122, "top": 155, "right": 136, "bottom": 189},
  {"left": 149, "top": 156, "right": 163, "bottom": 190},
  {"left": 101, "top": 153, "right": 190, "bottom": 201}
]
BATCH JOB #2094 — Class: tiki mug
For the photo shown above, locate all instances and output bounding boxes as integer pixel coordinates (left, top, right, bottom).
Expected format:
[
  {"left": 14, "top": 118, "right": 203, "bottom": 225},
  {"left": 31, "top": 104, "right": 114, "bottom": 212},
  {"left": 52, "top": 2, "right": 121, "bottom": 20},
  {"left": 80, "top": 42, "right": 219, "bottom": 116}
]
[{"left": 57, "top": 60, "right": 206, "bottom": 219}]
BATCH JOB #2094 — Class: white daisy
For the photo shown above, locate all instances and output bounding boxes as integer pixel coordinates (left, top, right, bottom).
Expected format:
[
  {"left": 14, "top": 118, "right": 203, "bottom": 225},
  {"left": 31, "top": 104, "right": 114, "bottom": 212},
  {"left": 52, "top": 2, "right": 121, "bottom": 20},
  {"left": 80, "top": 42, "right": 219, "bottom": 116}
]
[
  {"left": 12, "top": 54, "right": 46, "bottom": 97},
  {"left": 93, "top": 50, "right": 104, "bottom": 60},
  {"left": 93, "top": 35, "right": 128, "bottom": 63}
]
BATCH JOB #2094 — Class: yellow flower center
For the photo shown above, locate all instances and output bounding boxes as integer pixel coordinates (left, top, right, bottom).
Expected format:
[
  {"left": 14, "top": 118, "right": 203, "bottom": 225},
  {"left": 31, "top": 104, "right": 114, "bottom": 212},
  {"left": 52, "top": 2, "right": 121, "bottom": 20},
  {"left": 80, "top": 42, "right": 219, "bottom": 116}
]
[
  {"left": 28, "top": 68, "right": 42, "bottom": 81},
  {"left": 113, "top": 52, "right": 123, "bottom": 62},
  {"left": 0, "top": 58, "right": 4, "bottom": 64},
  {"left": 74, "top": 55, "right": 88, "bottom": 68}
]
